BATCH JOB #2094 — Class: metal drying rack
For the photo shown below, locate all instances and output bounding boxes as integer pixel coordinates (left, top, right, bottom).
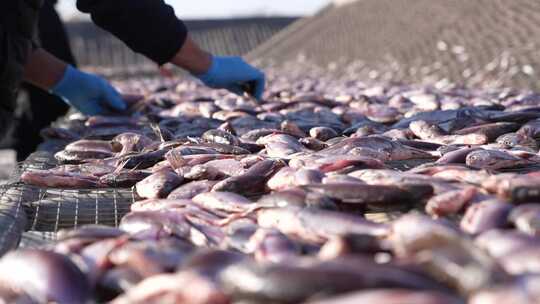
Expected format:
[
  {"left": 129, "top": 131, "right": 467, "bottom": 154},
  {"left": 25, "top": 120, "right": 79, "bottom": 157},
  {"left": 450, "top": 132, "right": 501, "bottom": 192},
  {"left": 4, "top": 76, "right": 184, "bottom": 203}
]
[{"left": 0, "top": 150, "right": 139, "bottom": 254}]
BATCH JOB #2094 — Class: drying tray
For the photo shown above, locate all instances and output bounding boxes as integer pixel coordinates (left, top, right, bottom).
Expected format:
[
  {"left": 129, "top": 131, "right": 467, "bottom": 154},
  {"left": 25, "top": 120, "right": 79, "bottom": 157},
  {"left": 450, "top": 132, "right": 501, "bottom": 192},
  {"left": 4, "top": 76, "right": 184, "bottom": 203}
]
[{"left": 0, "top": 151, "right": 139, "bottom": 254}]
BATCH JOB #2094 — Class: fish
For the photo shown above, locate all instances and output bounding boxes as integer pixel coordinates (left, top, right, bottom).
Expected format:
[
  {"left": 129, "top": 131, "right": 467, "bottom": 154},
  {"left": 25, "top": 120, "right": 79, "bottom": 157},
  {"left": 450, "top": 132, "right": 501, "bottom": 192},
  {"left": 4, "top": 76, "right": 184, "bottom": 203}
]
[
  {"left": 202, "top": 129, "right": 240, "bottom": 146},
  {"left": 257, "top": 206, "right": 389, "bottom": 243},
  {"left": 305, "top": 289, "right": 464, "bottom": 304},
  {"left": 469, "top": 275, "right": 540, "bottom": 304},
  {"left": 508, "top": 204, "right": 540, "bottom": 236},
  {"left": 21, "top": 168, "right": 102, "bottom": 188},
  {"left": 318, "top": 136, "right": 434, "bottom": 161},
  {"left": 247, "top": 229, "right": 301, "bottom": 263},
  {"left": 0, "top": 249, "right": 90, "bottom": 304},
  {"left": 112, "top": 133, "right": 155, "bottom": 156},
  {"left": 454, "top": 122, "right": 520, "bottom": 141},
  {"left": 220, "top": 257, "right": 448, "bottom": 303},
  {"left": 436, "top": 147, "right": 482, "bottom": 164},
  {"left": 167, "top": 180, "right": 219, "bottom": 200},
  {"left": 100, "top": 170, "right": 151, "bottom": 188},
  {"left": 135, "top": 169, "right": 183, "bottom": 199},
  {"left": 460, "top": 200, "right": 512, "bottom": 235},
  {"left": 518, "top": 118, "right": 540, "bottom": 138},
  {"left": 110, "top": 271, "right": 229, "bottom": 304},
  {"left": 497, "top": 132, "right": 539, "bottom": 151},
  {"left": 302, "top": 183, "right": 416, "bottom": 207},
  {"left": 192, "top": 192, "right": 252, "bottom": 213},
  {"left": 475, "top": 229, "right": 540, "bottom": 258},
  {"left": 55, "top": 149, "right": 114, "bottom": 164},
  {"left": 212, "top": 159, "right": 285, "bottom": 195},
  {"left": 410, "top": 120, "right": 488, "bottom": 145},
  {"left": 466, "top": 149, "right": 533, "bottom": 170},
  {"left": 21, "top": 58, "right": 540, "bottom": 303},
  {"left": 310, "top": 127, "right": 338, "bottom": 141},
  {"left": 425, "top": 187, "right": 477, "bottom": 217}
]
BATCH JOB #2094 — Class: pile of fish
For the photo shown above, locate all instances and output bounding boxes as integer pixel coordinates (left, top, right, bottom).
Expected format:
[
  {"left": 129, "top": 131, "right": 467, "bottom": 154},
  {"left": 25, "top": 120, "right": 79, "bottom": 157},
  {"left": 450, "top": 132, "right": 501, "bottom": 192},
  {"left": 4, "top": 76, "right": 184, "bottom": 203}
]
[{"left": 6, "top": 70, "right": 540, "bottom": 303}]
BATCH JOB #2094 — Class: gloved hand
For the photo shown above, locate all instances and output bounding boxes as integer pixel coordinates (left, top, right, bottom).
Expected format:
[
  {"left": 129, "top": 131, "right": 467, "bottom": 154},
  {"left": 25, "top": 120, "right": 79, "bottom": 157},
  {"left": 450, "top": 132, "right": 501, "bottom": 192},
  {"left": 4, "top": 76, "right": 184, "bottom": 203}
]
[
  {"left": 50, "top": 65, "right": 126, "bottom": 115},
  {"left": 194, "top": 56, "right": 265, "bottom": 100}
]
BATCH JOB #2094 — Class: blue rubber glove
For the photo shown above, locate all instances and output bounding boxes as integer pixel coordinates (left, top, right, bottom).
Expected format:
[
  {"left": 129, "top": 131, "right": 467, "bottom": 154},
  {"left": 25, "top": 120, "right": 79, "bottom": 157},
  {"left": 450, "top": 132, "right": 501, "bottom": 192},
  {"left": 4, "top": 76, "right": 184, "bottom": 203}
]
[
  {"left": 195, "top": 56, "right": 265, "bottom": 100},
  {"left": 50, "top": 66, "right": 126, "bottom": 115}
]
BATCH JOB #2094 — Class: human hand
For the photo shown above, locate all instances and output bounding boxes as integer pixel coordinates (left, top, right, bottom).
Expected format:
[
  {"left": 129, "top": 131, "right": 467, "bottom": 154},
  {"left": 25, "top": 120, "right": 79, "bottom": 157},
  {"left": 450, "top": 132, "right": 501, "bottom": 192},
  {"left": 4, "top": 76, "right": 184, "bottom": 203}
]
[
  {"left": 50, "top": 66, "right": 126, "bottom": 115},
  {"left": 194, "top": 56, "right": 266, "bottom": 100}
]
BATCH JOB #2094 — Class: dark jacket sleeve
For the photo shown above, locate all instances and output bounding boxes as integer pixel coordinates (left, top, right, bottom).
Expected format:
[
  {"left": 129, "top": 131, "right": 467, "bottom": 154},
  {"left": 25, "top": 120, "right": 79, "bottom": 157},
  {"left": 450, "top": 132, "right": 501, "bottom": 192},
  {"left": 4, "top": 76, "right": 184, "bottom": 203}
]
[{"left": 76, "top": 0, "right": 188, "bottom": 65}]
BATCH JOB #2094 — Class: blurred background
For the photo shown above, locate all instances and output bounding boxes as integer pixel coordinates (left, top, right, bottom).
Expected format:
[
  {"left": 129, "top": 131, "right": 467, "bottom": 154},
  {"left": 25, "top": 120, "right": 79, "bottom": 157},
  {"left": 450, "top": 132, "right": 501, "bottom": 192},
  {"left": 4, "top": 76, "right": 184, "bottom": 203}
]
[
  {"left": 55, "top": 0, "right": 330, "bottom": 77},
  {"left": 57, "top": 1, "right": 330, "bottom": 19}
]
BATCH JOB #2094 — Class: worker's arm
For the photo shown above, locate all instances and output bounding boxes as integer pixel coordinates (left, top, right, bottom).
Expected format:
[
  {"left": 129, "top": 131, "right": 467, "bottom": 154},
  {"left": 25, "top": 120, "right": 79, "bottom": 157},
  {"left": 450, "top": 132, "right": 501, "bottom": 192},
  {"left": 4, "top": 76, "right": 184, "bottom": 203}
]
[
  {"left": 23, "top": 48, "right": 126, "bottom": 115},
  {"left": 77, "top": 0, "right": 265, "bottom": 100},
  {"left": 76, "top": 0, "right": 187, "bottom": 65}
]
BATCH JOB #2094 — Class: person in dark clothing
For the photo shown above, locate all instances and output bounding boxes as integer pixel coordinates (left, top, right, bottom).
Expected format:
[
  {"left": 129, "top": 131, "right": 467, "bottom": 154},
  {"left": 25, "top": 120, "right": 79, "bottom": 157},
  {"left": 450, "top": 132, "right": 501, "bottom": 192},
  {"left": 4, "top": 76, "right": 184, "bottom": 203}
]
[
  {"left": 15, "top": 0, "right": 76, "bottom": 160},
  {"left": 0, "top": 0, "right": 265, "bottom": 143}
]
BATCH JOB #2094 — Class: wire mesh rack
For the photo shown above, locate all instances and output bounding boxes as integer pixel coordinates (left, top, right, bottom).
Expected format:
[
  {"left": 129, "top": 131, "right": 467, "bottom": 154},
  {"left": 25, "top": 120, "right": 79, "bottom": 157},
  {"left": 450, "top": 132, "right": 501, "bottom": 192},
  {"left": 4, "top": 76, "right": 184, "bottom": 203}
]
[{"left": 0, "top": 150, "right": 140, "bottom": 254}]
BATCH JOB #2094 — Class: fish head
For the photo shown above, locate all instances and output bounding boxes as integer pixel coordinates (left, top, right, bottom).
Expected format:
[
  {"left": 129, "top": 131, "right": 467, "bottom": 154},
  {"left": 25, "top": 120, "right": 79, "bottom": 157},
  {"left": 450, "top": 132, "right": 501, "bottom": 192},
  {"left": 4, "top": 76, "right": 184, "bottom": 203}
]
[
  {"left": 496, "top": 133, "right": 520, "bottom": 147},
  {"left": 466, "top": 151, "right": 498, "bottom": 168}
]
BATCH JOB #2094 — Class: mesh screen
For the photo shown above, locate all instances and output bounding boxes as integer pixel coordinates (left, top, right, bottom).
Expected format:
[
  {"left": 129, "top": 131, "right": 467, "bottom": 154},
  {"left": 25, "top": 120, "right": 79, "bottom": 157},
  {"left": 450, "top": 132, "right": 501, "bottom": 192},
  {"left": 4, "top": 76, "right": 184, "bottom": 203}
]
[
  {"left": 248, "top": 0, "right": 540, "bottom": 90},
  {"left": 0, "top": 151, "right": 139, "bottom": 254}
]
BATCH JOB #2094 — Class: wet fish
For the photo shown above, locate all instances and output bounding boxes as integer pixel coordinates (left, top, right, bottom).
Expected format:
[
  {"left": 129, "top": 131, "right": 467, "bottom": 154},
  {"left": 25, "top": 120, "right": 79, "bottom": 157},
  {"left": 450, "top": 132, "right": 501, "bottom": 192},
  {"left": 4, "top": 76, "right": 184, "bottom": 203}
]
[
  {"left": 290, "top": 154, "right": 386, "bottom": 172},
  {"left": 508, "top": 204, "right": 540, "bottom": 236},
  {"left": 135, "top": 169, "right": 183, "bottom": 199},
  {"left": 21, "top": 168, "right": 102, "bottom": 188},
  {"left": 305, "top": 289, "right": 464, "bottom": 304},
  {"left": 498, "top": 133, "right": 539, "bottom": 151},
  {"left": 303, "top": 183, "right": 415, "bottom": 207},
  {"left": 475, "top": 229, "right": 540, "bottom": 258},
  {"left": 318, "top": 136, "right": 433, "bottom": 161},
  {"left": 425, "top": 187, "right": 477, "bottom": 217},
  {"left": 318, "top": 234, "right": 390, "bottom": 260},
  {"left": 310, "top": 127, "right": 338, "bottom": 141},
  {"left": 469, "top": 275, "right": 540, "bottom": 304},
  {"left": 410, "top": 120, "right": 488, "bottom": 145},
  {"left": 119, "top": 211, "right": 201, "bottom": 243},
  {"left": 220, "top": 257, "right": 447, "bottom": 303},
  {"left": 192, "top": 192, "right": 252, "bottom": 213},
  {"left": 466, "top": 149, "right": 533, "bottom": 170},
  {"left": 0, "top": 249, "right": 90, "bottom": 304},
  {"left": 100, "top": 170, "right": 151, "bottom": 188},
  {"left": 111, "top": 271, "right": 229, "bottom": 304},
  {"left": 202, "top": 129, "right": 240, "bottom": 146},
  {"left": 167, "top": 180, "right": 219, "bottom": 200},
  {"left": 247, "top": 229, "right": 301, "bottom": 263},
  {"left": 454, "top": 122, "right": 520, "bottom": 141},
  {"left": 518, "top": 118, "right": 540, "bottom": 138},
  {"left": 212, "top": 159, "right": 285, "bottom": 195},
  {"left": 258, "top": 206, "right": 389, "bottom": 243},
  {"left": 460, "top": 200, "right": 512, "bottom": 235},
  {"left": 436, "top": 147, "right": 482, "bottom": 165},
  {"left": 55, "top": 149, "right": 114, "bottom": 163},
  {"left": 299, "top": 137, "right": 330, "bottom": 151},
  {"left": 258, "top": 134, "right": 307, "bottom": 158},
  {"left": 390, "top": 213, "right": 463, "bottom": 257},
  {"left": 112, "top": 133, "right": 155, "bottom": 156},
  {"left": 267, "top": 167, "right": 324, "bottom": 190}
]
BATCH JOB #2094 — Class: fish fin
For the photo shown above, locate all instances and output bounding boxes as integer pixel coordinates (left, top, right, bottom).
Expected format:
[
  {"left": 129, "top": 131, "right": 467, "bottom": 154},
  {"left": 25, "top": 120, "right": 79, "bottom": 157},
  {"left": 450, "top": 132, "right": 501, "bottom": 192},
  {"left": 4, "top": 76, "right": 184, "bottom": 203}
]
[
  {"left": 166, "top": 149, "right": 186, "bottom": 170},
  {"left": 150, "top": 123, "right": 166, "bottom": 143}
]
